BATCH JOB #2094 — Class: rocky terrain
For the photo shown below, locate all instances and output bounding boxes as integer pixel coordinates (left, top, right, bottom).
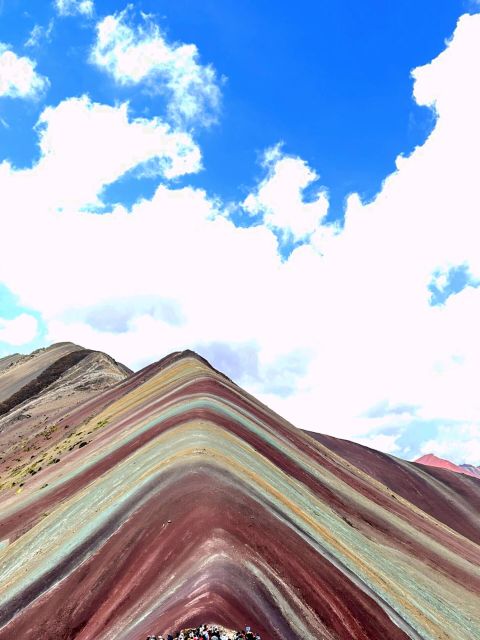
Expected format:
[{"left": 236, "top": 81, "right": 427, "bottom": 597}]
[
  {"left": 0, "top": 342, "right": 131, "bottom": 489},
  {"left": 0, "top": 346, "right": 479, "bottom": 639}
]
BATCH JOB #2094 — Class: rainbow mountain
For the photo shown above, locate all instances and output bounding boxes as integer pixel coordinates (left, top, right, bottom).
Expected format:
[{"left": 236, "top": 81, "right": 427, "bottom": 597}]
[{"left": 0, "top": 345, "right": 479, "bottom": 639}]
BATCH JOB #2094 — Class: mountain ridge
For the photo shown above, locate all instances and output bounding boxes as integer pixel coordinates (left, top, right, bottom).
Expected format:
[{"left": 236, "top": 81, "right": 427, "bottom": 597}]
[
  {"left": 0, "top": 342, "right": 131, "bottom": 488},
  {"left": 415, "top": 452, "right": 480, "bottom": 478},
  {"left": 0, "top": 346, "right": 479, "bottom": 639}
]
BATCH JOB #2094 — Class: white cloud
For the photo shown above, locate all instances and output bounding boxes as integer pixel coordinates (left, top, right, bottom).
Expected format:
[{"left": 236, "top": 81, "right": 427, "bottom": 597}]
[
  {"left": 25, "top": 21, "right": 54, "bottom": 49},
  {"left": 0, "top": 314, "right": 38, "bottom": 346},
  {"left": 0, "top": 44, "right": 48, "bottom": 99},
  {"left": 90, "top": 8, "right": 221, "bottom": 126},
  {"left": 15, "top": 95, "right": 201, "bottom": 210},
  {"left": 243, "top": 144, "right": 333, "bottom": 242},
  {"left": 420, "top": 425, "right": 480, "bottom": 466},
  {"left": 1, "top": 14, "right": 480, "bottom": 465},
  {"left": 354, "top": 434, "right": 400, "bottom": 455},
  {"left": 54, "top": 0, "right": 94, "bottom": 17}
]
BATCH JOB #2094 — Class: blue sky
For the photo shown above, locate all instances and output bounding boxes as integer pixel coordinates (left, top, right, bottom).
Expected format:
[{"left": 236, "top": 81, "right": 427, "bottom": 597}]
[
  {"left": 0, "top": 1, "right": 469, "bottom": 210},
  {"left": 1, "top": 0, "right": 480, "bottom": 464}
]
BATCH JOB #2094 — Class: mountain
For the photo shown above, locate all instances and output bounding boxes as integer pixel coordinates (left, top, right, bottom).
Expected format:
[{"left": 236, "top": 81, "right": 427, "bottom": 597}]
[
  {"left": 0, "top": 342, "right": 131, "bottom": 486},
  {"left": 415, "top": 453, "right": 480, "bottom": 478},
  {"left": 460, "top": 464, "right": 480, "bottom": 479},
  {"left": 0, "top": 348, "right": 479, "bottom": 640},
  {"left": 307, "top": 433, "right": 480, "bottom": 546}
]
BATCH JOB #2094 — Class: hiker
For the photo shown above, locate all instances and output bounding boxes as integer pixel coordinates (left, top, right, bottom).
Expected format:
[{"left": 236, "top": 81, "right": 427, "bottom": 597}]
[{"left": 162, "top": 622, "right": 262, "bottom": 640}]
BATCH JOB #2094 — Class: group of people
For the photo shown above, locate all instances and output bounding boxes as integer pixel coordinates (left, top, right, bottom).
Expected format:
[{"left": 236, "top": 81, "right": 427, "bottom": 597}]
[{"left": 147, "top": 623, "right": 261, "bottom": 640}]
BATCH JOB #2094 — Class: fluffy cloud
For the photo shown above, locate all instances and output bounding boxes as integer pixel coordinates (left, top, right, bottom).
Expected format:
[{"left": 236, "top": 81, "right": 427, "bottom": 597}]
[
  {"left": 0, "top": 44, "right": 48, "bottom": 99},
  {"left": 354, "top": 434, "right": 400, "bottom": 455},
  {"left": 54, "top": 0, "right": 94, "bottom": 17},
  {"left": 90, "top": 8, "right": 221, "bottom": 126},
  {"left": 1, "top": 14, "right": 480, "bottom": 465},
  {"left": 0, "top": 95, "right": 200, "bottom": 211},
  {"left": 243, "top": 144, "right": 332, "bottom": 241},
  {"left": 420, "top": 424, "right": 480, "bottom": 465},
  {"left": 0, "top": 314, "right": 38, "bottom": 346}
]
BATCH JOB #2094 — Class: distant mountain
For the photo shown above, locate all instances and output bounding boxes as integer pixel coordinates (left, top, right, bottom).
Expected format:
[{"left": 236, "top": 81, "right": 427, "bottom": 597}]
[
  {"left": 460, "top": 464, "right": 480, "bottom": 479},
  {"left": 415, "top": 452, "right": 480, "bottom": 478},
  {"left": 0, "top": 347, "right": 479, "bottom": 639}
]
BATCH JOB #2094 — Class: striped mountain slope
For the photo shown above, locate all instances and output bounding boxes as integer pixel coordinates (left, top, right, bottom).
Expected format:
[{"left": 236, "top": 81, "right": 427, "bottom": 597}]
[{"left": 0, "top": 350, "right": 479, "bottom": 639}]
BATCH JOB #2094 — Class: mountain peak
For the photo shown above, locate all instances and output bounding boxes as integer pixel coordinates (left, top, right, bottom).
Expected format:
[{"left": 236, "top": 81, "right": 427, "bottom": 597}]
[
  {"left": 0, "top": 346, "right": 479, "bottom": 639},
  {"left": 415, "top": 453, "right": 479, "bottom": 478}
]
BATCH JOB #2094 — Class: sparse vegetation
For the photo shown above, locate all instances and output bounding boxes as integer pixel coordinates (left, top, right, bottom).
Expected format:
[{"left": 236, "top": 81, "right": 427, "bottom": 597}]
[
  {"left": 94, "top": 417, "right": 109, "bottom": 431},
  {"left": 42, "top": 424, "right": 58, "bottom": 439}
]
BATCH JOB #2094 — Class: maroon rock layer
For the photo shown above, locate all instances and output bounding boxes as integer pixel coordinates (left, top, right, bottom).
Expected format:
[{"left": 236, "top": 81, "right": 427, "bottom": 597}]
[{"left": 0, "top": 348, "right": 478, "bottom": 640}]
